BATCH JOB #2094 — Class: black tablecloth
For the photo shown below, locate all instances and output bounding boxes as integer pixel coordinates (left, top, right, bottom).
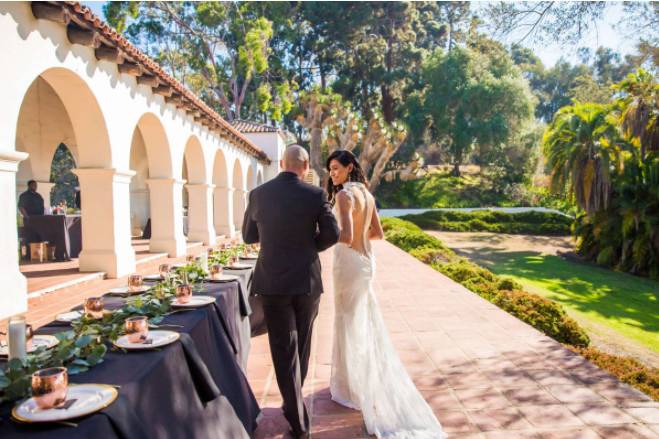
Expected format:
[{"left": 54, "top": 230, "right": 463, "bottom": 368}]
[
  {"left": 234, "top": 258, "right": 267, "bottom": 337},
  {"left": 23, "top": 215, "right": 82, "bottom": 260},
  {"left": 0, "top": 282, "right": 259, "bottom": 438}
]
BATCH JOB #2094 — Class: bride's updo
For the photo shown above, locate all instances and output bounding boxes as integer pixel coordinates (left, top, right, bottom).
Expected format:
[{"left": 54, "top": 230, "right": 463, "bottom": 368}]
[{"left": 326, "top": 149, "right": 367, "bottom": 205}]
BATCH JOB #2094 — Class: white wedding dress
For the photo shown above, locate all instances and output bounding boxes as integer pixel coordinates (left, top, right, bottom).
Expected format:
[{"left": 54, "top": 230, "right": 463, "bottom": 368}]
[{"left": 330, "top": 182, "right": 446, "bottom": 439}]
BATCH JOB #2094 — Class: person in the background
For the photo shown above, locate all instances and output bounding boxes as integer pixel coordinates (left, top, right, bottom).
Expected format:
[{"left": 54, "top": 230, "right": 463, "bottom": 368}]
[
  {"left": 74, "top": 187, "right": 81, "bottom": 210},
  {"left": 18, "top": 180, "right": 45, "bottom": 218}
]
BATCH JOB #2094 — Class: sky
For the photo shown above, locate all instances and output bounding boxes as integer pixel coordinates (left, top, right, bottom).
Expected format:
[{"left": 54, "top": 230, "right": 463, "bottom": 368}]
[{"left": 82, "top": 1, "right": 640, "bottom": 68}]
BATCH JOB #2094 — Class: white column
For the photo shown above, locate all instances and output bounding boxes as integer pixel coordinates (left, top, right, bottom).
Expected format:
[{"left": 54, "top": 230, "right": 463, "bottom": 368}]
[
  {"left": 36, "top": 181, "right": 56, "bottom": 210},
  {"left": 213, "top": 186, "right": 235, "bottom": 238},
  {"left": 73, "top": 168, "right": 137, "bottom": 278},
  {"left": 0, "top": 150, "right": 28, "bottom": 320},
  {"left": 146, "top": 178, "right": 186, "bottom": 257},
  {"left": 186, "top": 183, "right": 217, "bottom": 246},
  {"left": 233, "top": 188, "right": 247, "bottom": 233}
]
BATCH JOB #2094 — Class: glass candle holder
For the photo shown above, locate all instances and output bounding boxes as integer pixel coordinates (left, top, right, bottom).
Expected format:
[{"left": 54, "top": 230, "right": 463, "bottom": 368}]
[
  {"left": 124, "top": 316, "right": 149, "bottom": 344},
  {"left": 32, "top": 367, "right": 68, "bottom": 410},
  {"left": 83, "top": 297, "right": 104, "bottom": 319}
]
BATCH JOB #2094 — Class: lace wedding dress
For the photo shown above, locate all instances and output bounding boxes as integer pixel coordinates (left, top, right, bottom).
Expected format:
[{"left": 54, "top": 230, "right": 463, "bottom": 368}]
[{"left": 330, "top": 182, "right": 446, "bottom": 439}]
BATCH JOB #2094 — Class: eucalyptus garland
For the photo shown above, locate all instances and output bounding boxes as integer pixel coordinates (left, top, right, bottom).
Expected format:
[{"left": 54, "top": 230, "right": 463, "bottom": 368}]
[{"left": 0, "top": 253, "right": 233, "bottom": 405}]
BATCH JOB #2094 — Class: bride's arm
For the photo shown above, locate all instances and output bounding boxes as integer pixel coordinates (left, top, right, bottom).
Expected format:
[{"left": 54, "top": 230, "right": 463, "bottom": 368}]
[
  {"left": 368, "top": 207, "right": 384, "bottom": 240},
  {"left": 336, "top": 191, "right": 354, "bottom": 245}
]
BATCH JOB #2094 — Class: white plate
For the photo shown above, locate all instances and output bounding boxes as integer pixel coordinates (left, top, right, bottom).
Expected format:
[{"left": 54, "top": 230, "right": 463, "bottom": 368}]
[
  {"left": 113, "top": 330, "right": 180, "bottom": 350},
  {"left": 171, "top": 295, "right": 216, "bottom": 308},
  {"left": 55, "top": 310, "right": 83, "bottom": 323},
  {"left": 12, "top": 384, "right": 118, "bottom": 423},
  {"left": 226, "top": 263, "right": 251, "bottom": 270},
  {"left": 240, "top": 254, "right": 258, "bottom": 260},
  {"left": 107, "top": 286, "right": 150, "bottom": 295},
  {"left": 143, "top": 274, "right": 162, "bottom": 282},
  {"left": 0, "top": 335, "right": 59, "bottom": 356},
  {"left": 206, "top": 274, "right": 239, "bottom": 283}
]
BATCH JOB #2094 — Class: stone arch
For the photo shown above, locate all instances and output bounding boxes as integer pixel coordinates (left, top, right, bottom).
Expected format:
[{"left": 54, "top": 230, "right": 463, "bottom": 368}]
[
  {"left": 133, "top": 113, "right": 174, "bottom": 179},
  {"left": 232, "top": 159, "right": 246, "bottom": 231},
  {"left": 182, "top": 136, "right": 215, "bottom": 244},
  {"left": 130, "top": 113, "right": 184, "bottom": 256}
]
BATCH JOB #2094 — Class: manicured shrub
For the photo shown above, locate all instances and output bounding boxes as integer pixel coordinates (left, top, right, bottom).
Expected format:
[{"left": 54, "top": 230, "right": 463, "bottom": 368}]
[
  {"left": 385, "top": 218, "right": 590, "bottom": 347},
  {"left": 402, "top": 210, "right": 573, "bottom": 235},
  {"left": 569, "top": 346, "right": 659, "bottom": 401}
]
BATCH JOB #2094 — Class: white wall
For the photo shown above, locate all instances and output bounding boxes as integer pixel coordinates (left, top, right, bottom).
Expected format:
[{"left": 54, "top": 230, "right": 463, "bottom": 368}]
[{"left": 0, "top": 2, "right": 273, "bottom": 320}]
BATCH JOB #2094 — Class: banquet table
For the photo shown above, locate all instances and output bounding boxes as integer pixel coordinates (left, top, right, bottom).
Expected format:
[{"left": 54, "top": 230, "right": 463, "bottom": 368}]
[
  {"left": 0, "top": 280, "right": 260, "bottom": 439},
  {"left": 23, "top": 214, "right": 82, "bottom": 260},
  {"left": 227, "top": 257, "right": 267, "bottom": 337}
]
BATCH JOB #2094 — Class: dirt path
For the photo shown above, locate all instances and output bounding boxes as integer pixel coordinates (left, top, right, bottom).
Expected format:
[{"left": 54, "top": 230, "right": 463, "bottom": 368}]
[{"left": 428, "top": 231, "right": 659, "bottom": 368}]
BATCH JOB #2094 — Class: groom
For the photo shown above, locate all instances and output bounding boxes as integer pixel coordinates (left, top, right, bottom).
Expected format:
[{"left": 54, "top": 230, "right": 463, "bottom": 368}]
[{"left": 242, "top": 145, "right": 339, "bottom": 438}]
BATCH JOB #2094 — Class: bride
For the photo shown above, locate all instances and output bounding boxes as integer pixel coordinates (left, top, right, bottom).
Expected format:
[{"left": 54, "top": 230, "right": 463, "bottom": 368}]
[{"left": 326, "top": 150, "right": 446, "bottom": 439}]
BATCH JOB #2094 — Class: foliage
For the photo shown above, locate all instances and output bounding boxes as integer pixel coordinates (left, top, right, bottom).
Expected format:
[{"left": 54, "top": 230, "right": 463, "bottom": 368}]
[
  {"left": 297, "top": 88, "right": 407, "bottom": 191},
  {"left": 376, "top": 170, "right": 543, "bottom": 209},
  {"left": 402, "top": 209, "right": 573, "bottom": 236},
  {"left": 382, "top": 217, "right": 590, "bottom": 346},
  {"left": 569, "top": 346, "right": 659, "bottom": 401},
  {"left": 104, "top": 1, "right": 294, "bottom": 122},
  {"left": 414, "top": 43, "right": 535, "bottom": 176},
  {"left": 0, "top": 251, "right": 235, "bottom": 404},
  {"left": 49, "top": 143, "right": 78, "bottom": 209},
  {"left": 544, "top": 70, "right": 659, "bottom": 277}
]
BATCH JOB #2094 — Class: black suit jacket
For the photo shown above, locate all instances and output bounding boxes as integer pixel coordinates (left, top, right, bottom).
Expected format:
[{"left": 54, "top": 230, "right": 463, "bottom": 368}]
[{"left": 242, "top": 172, "right": 339, "bottom": 296}]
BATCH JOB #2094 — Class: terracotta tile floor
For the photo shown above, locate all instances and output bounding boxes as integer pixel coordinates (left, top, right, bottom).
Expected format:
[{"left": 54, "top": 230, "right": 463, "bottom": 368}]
[{"left": 249, "top": 241, "right": 659, "bottom": 438}]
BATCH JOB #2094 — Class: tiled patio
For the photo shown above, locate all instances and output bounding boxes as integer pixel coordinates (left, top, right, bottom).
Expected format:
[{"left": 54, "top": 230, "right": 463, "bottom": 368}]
[{"left": 249, "top": 241, "right": 659, "bottom": 439}]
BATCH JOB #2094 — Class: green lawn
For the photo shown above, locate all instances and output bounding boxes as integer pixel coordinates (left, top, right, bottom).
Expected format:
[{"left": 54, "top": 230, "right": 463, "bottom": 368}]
[{"left": 482, "top": 251, "right": 659, "bottom": 354}]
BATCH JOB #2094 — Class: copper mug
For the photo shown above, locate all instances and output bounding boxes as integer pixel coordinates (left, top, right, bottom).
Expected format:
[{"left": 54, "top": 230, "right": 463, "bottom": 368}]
[
  {"left": 127, "top": 274, "right": 143, "bottom": 292},
  {"left": 158, "top": 263, "right": 171, "bottom": 279},
  {"left": 175, "top": 284, "right": 192, "bottom": 304},
  {"left": 32, "top": 367, "right": 68, "bottom": 409},
  {"left": 83, "top": 297, "right": 104, "bottom": 319},
  {"left": 186, "top": 254, "right": 196, "bottom": 263},
  {"left": 209, "top": 264, "right": 223, "bottom": 280},
  {"left": 124, "top": 316, "right": 149, "bottom": 344},
  {"left": 25, "top": 324, "right": 34, "bottom": 350}
]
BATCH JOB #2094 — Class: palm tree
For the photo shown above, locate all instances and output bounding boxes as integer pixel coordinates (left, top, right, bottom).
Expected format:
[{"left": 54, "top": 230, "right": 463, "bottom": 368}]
[
  {"left": 614, "top": 69, "right": 658, "bottom": 160},
  {"left": 542, "top": 102, "right": 623, "bottom": 215}
]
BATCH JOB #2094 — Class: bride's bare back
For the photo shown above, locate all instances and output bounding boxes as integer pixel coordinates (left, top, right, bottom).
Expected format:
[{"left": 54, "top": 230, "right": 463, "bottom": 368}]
[{"left": 335, "top": 182, "right": 384, "bottom": 256}]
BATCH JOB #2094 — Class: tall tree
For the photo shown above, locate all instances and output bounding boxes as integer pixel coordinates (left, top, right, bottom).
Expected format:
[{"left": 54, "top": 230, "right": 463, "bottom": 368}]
[
  {"left": 418, "top": 44, "right": 535, "bottom": 176},
  {"left": 104, "top": 1, "right": 293, "bottom": 122}
]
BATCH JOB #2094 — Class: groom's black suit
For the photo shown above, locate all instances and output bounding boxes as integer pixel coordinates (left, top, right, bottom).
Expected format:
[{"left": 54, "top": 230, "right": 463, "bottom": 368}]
[{"left": 242, "top": 171, "right": 339, "bottom": 436}]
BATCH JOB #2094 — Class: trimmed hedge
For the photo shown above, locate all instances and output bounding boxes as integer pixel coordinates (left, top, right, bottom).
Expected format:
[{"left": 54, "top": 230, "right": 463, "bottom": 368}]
[
  {"left": 382, "top": 217, "right": 589, "bottom": 347},
  {"left": 569, "top": 346, "right": 659, "bottom": 401},
  {"left": 382, "top": 217, "right": 659, "bottom": 401},
  {"left": 401, "top": 209, "right": 573, "bottom": 235}
]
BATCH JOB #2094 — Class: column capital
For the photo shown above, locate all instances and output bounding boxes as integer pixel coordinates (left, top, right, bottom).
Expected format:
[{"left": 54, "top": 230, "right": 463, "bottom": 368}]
[
  {"left": 0, "top": 150, "right": 29, "bottom": 173},
  {"left": 186, "top": 183, "right": 216, "bottom": 190},
  {"left": 73, "top": 168, "right": 136, "bottom": 184},
  {"left": 146, "top": 177, "right": 186, "bottom": 188}
]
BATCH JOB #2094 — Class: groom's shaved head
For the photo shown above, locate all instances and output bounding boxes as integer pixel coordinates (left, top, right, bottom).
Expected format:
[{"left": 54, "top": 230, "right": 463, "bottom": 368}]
[{"left": 281, "top": 145, "right": 309, "bottom": 177}]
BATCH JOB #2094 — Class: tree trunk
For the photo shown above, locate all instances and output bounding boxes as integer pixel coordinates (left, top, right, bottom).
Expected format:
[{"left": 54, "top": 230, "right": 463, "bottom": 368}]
[
  {"left": 381, "top": 85, "right": 395, "bottom": 124},
  {"left": 310, "top": 127, "right": 326, "bottom": 183},
  {"left": 452, "top": 162, "right": 461, "bottom": 177}
]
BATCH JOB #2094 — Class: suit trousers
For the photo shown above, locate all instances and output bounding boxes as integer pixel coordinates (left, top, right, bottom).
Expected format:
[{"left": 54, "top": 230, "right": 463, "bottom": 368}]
[{"left": 261, "top": 293, "right": 321, "bottom": 435}]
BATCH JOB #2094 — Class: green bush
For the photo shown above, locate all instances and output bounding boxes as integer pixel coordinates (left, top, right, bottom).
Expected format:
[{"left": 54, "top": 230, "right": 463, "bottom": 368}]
[
  {"left": 384, "top": 218, "right": 590, "bottom": 347},
  {"left": 569, "top": 346, "right": 659, "bottom": 401},
  {"left": 401, "top": 209, "right": 573, "bottom": 235}
]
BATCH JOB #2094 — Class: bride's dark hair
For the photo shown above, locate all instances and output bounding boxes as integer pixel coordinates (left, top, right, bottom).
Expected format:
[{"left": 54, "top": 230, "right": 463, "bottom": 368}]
[{"left": 325, "top": 149, "right": 367, "bottom": 204}]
